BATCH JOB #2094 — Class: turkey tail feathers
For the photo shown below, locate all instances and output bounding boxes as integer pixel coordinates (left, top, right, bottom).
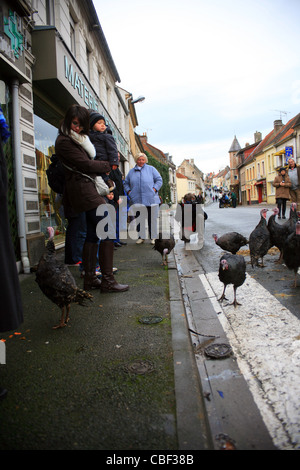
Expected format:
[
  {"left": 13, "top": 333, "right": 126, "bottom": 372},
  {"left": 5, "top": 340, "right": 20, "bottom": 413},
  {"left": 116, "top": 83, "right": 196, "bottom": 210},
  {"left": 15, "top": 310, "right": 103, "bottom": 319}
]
[{"left": 75, "top": 289, "right": 93, "bottom": 305}]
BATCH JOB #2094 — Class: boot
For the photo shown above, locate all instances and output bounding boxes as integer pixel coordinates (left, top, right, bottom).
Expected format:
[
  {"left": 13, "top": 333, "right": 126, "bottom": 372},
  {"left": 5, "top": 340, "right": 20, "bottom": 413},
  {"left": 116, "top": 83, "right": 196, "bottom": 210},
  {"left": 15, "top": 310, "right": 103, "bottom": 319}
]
[
  {"left": 99, "top": 241, "right": 129, "bottom": 293},
  {"left": 82, "top": 242, "right": 101, "bottom": 290}
]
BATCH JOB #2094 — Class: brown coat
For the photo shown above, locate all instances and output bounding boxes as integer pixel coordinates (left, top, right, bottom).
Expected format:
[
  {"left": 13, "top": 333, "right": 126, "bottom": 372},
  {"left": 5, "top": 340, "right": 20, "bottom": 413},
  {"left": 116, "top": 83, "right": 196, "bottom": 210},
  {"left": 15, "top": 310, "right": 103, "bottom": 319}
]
[
  {"left": 55, "top": 134, "right": 111, "bottom": 213},
  {"left": 273, "top": 173, "right": 291, "bottom": 199}
]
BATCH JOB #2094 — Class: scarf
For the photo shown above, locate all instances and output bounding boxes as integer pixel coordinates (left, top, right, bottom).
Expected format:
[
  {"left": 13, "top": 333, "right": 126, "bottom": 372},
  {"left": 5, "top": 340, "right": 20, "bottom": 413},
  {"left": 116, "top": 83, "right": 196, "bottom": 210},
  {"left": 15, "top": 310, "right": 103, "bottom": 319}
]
[{"left": 69, "top": 129, "right": 96, "bottom": 159}]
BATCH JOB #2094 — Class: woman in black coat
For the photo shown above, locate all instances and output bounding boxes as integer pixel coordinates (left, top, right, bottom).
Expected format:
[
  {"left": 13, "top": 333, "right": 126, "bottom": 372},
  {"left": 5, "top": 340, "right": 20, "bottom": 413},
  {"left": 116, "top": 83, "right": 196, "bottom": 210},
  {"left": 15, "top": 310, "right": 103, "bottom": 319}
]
[{"left": 55, "top": 105, "right": 128, "bottom": 293}]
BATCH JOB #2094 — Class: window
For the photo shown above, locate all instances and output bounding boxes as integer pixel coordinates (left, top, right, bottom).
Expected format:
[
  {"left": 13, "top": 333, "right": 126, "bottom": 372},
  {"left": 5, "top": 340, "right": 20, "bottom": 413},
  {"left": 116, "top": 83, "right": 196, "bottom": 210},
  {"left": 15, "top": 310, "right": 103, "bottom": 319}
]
[
  {"left": 86, "top": 47, "right": 91, "bottom": 81},
  {"left": 70, "top": 15, "right": 76, "bottom": 56},
  {"left": 34, "top": 115, "right": 66, "bottom": 245}
]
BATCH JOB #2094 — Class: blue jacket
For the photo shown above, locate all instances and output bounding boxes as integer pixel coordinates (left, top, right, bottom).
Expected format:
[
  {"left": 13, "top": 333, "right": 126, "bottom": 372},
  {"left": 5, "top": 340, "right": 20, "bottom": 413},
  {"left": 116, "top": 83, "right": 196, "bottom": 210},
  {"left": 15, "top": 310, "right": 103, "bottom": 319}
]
[{"left": 124, "top": 163, "right": 162, "bottom": 206}]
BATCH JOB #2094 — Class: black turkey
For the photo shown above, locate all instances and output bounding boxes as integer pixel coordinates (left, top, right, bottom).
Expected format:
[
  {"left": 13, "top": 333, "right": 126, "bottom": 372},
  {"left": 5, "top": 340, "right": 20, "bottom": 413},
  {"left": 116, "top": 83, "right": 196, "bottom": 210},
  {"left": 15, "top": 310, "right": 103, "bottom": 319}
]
[
  {"left": 282, "top": 221, "right": 300, "bottom": 287},
  {"left": 36, "top": 227, "right": 92, "bottom": 329},
  {"left": 267, "top": 203, "right": 297, "bottom": 263},
  {"left": 218, "top": 253, "right": 246, "bottom": 307},
  {"left": 249, "top": 208, "right": 271, "bottom": 267},
  {"left": 212, "top": 232, "right": 248, "bottom": 254},
  {"left": 153, "top": 233, "right": 175, "bottom": 265}
]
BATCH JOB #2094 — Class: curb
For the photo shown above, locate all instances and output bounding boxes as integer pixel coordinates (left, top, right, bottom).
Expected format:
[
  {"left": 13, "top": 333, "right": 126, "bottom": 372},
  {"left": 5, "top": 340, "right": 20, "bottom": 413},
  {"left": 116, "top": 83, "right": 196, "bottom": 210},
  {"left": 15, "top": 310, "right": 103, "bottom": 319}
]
[
  {"left": 168, "top": 250, "right": 214, "bottom": 450},
  {"left": 170, "top": 242, "right": 276, "bottom": 450}
]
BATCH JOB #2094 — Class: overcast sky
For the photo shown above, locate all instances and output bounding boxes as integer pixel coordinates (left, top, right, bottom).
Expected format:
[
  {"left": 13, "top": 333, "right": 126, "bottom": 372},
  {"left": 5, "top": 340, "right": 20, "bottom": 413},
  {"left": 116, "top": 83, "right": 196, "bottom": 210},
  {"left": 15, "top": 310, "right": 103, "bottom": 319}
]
[{"left": 93, "top": 0, "right": 300, "bottom": 174}]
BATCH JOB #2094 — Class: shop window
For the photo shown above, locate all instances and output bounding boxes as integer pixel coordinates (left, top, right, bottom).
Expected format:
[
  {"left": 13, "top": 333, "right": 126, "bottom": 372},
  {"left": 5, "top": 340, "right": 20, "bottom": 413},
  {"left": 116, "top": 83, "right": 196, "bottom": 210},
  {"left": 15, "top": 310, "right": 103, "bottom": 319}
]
[{"left": 34, "top": 115, "right": 66, "bottom": 246}]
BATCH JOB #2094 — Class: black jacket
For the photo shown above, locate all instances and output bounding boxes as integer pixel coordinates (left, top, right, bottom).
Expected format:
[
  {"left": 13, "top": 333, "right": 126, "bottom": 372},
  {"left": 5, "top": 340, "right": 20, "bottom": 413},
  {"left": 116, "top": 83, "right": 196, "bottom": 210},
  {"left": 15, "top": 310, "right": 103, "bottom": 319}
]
[{"left": 89, "top": 129, "right": 119, "bottom": 167}]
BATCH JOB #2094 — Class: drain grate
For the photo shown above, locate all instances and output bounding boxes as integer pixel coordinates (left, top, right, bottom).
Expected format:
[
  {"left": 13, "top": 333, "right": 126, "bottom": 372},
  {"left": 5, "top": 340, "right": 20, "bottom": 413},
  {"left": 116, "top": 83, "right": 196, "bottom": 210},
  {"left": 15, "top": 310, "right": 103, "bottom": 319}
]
[
  {"left": 124, "top": 359, "right": 155, "bottom": 375},
  {"left": 139, "top": 315, "right": 163, "bottom": 324},
  {"left": 204, "top": 343, "right": 232, "bottom": 359}
]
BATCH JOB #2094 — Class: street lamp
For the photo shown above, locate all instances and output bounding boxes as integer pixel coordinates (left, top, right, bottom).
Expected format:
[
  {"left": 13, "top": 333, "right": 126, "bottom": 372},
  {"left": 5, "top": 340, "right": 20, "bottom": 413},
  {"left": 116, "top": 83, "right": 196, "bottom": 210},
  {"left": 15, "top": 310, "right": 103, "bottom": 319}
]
[{"left": 131, "top": 96, "right": 145, "bottom": 104}]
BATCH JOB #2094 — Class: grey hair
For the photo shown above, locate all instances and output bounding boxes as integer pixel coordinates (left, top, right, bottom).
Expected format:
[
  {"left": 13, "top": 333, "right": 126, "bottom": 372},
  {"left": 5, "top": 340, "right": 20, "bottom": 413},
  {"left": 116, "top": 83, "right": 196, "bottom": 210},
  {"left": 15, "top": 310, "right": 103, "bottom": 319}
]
[{"left": 135, "top": 152, "right": 148, "bottom": 162}]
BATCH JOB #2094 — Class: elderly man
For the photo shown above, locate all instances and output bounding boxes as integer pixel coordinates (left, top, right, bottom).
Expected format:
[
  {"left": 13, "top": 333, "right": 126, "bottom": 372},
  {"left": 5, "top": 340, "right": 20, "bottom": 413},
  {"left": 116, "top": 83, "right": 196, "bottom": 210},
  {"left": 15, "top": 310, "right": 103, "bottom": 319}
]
[{"left": 287, "top": 158, "right": 300, "bottom": 210}]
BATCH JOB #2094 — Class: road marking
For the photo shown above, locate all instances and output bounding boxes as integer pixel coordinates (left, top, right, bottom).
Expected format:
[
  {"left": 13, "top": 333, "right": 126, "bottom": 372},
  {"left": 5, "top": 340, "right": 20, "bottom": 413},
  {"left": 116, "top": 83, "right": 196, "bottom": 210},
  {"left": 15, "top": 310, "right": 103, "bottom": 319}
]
[{"left": 199, "top": 272, "right": 300, "bottom": 450}]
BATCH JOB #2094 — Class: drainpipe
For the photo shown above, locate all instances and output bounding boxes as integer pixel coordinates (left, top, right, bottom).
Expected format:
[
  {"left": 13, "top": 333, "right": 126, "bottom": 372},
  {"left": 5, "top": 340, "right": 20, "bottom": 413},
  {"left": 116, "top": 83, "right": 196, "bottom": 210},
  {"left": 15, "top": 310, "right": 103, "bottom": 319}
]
[{"left": 11, "top": 79, "right": 30, "bottom": 274}]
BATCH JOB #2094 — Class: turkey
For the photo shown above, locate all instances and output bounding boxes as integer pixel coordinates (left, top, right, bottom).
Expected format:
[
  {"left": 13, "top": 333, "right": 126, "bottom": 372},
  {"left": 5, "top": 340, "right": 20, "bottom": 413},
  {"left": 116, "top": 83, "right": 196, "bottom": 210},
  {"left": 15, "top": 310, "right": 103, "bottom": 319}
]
[
  {"left": 267, "top": 203, "right": 297, "bottom": 263},
  {"left": 212, "top": 232, "right": 248, "bottom": 254},
  {"left": 282, "top": 221, "right": 300, "bottom": 287},
  {"left": 36, "top": 227, "right": 92, "bottom": 329},
  {"left": 153, "top": 233, "right": 175, "bottom": 265},
  {"left": 218, "top": 253, "right": 246, "bottom": 307},
  {"left": 249, "top": 208, "right": 271, "bottom": 267}
]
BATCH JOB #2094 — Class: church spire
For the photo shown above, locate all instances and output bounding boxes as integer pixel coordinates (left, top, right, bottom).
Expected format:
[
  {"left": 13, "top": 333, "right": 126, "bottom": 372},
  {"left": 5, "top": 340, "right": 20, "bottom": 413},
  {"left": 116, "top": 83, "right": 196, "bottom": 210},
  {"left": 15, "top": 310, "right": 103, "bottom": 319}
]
[{"left": 229, "top": 135, "right": 241, "bottom": 153}]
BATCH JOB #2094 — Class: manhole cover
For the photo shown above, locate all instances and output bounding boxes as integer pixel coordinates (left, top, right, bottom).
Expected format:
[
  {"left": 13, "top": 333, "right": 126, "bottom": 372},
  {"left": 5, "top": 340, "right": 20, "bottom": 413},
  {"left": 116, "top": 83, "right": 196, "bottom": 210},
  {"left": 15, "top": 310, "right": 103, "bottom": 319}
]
[
  {"left": 124, "top": 359, "right": 155, "bottom": 375},
  {"left": 204, "top": 343, "right": 232, "bottom": 359},
  {"left": 139, "top": 315, "right": 163, "bottom": 324}
]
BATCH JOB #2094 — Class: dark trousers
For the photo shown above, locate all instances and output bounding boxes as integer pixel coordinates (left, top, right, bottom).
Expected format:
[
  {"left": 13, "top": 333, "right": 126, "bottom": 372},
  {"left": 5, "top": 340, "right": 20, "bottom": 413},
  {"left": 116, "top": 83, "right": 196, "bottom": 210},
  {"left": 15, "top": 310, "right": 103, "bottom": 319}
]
[
  {"left": 85, "top": 206, "right": 114, "bottom": 243},
  {"left": 276, "top": 198, "right": 287, "bottom": 217},
  {"left": 64, "top": 212, "right": 86, "bottom": 264}
]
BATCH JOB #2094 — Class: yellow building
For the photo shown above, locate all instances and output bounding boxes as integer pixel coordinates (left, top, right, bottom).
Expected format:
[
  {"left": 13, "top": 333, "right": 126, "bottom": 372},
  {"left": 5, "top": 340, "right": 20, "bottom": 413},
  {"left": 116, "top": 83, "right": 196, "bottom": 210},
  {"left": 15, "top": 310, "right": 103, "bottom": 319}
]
[
  {"left": 266, "top": 113, "right": 300, "bottom": 205},
  {"left": 243, "top": 121, "right": 284, "bottom": 204},
  {"left": 176, "top": 172, "right": 196, "bottom": 202}
]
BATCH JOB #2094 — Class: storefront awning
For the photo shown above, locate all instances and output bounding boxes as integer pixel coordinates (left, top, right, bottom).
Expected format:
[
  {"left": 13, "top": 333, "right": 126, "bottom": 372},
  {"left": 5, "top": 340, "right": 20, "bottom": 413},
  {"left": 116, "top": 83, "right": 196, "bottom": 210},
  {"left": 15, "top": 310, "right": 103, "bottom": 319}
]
[
  {"left": 274, "top": 149, "right": 285, "bottom": 156},
  {"left": 31, "top": 27, "right": 128, "bottom": 156}
]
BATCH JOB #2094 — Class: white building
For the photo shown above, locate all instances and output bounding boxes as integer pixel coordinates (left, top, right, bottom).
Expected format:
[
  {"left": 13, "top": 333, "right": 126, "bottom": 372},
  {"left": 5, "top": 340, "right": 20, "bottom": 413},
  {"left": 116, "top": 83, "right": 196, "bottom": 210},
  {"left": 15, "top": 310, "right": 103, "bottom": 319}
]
[{"left": 0, "top": 0, "right": 132, "bottom": 271}]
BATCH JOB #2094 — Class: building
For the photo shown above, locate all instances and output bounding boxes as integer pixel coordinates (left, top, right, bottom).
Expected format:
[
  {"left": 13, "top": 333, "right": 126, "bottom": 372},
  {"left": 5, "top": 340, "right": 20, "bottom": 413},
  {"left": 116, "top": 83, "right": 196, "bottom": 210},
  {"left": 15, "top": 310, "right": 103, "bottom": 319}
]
[
  {"left": 177, "top": 158, "right": 204, "bottom": 196},
  {"left": 139, "top": 133, "right": 177, "bottom": 205},
  {"left": 234, "top": 115, "right": 300, "bottom": 205},
  {"left": 176, "top": 172, "right": 195, "bottom": 202},
  {"left": 0, "top": 0, "right": 133, "bottom": 271},
  {"left": 212, "top": 166, "right": 230, "bottom": 191},
  {"left": 236, "top": 139, "right": 261, "bottom": 205},
  {"left": 228, "top": 135, "right": 241, "bottom": 196}
]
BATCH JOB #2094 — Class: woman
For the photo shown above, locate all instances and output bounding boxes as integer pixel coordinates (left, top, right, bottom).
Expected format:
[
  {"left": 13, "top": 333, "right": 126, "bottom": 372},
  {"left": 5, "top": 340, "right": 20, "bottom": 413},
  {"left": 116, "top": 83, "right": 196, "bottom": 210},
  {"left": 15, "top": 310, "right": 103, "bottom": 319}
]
[
  {"left": 55, "top": 104, "right": 128, "bottom": 292},
  {"left": 124, "top": 153, "right": 162, "bottom": 244},
  {"left": 287, "top": 158, "right": 300, "bottom": 210},
  {"left": 273, "top": 167, "right": 291, "bottom": 219}
]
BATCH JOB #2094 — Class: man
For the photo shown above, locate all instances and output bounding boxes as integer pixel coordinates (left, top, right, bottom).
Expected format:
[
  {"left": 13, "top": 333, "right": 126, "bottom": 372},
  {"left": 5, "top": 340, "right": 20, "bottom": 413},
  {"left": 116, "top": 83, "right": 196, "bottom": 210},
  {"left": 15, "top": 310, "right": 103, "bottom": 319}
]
[{"left": 287, "top": 158, "right": 300, "bottom": 210}]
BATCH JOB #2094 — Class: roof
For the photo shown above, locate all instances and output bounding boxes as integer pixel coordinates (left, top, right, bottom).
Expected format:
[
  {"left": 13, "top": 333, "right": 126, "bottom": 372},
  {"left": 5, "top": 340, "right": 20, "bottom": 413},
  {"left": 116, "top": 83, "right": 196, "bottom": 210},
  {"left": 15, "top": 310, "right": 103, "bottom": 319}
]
[
  {"left": 83, "top": 1, "right": 121, "bottom": 83},
  {"left": 247, "top": 112, "right": 300, "bottom": 161},
  {"left": 176, "top": 172, "right": 188, "bottom": 179},
  {"left": 229, "top": 136, "right": 241, "bottom": 153},
  {"left": 139, "top": 135, "right": 169, "bottom": 166},
  {"left": 273, "top": 113, "right": 300, "bottom": 146},
  {"left": 179, "top": 159, "right": 204, "bottom": 177}
]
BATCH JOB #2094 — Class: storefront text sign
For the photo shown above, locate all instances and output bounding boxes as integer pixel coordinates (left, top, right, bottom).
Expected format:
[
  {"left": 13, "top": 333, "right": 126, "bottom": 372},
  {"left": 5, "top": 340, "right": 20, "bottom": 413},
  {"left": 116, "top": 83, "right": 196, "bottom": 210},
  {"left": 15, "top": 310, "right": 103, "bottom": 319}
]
[{"left": 64, "top": 56, "right": 98, "bottom": 111}]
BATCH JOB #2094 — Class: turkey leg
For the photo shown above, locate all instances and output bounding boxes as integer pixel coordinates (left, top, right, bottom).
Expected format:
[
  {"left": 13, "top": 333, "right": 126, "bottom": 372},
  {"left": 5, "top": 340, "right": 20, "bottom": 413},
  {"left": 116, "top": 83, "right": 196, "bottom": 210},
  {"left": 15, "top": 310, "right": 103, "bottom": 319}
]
[{"left": 53, "top": 306, "right": 68, "bottom": 329}]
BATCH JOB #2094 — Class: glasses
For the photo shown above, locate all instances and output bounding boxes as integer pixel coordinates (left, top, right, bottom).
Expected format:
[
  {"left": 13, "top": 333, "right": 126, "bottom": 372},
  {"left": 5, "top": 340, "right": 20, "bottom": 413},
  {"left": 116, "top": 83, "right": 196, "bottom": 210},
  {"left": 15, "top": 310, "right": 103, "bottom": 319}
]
[{"left": 71, "top": 121, "right": 83, "bottom": 129}]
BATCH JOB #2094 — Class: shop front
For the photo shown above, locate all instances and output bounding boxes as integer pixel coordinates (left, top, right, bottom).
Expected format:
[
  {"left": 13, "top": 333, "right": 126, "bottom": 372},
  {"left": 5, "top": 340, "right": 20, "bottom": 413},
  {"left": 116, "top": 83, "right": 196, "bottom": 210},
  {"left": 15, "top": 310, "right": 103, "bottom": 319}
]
[
  {"left": 255, "top": 179, "right": 267, "bottom": 204},
  {"left": 0, "top": 3, "right": 36, "bottom": 271},
  {"left": 31, "top": 26, "right": 128, "bottom": 249}
]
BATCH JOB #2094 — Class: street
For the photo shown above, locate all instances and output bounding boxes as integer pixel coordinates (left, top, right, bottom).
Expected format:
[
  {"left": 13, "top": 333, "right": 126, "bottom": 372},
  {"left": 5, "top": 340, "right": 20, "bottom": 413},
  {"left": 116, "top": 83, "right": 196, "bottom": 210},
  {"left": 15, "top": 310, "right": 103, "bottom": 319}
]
[{"left": 174, "top": 202, "right": 300, "bottom": 450}]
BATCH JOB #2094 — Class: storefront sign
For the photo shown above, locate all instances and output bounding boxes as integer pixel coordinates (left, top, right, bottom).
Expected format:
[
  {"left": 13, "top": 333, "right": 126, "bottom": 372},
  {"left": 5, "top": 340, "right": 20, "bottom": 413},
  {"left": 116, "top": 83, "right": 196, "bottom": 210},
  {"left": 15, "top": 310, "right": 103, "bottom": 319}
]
[
  {"left": 64, "top": 56, "right": 98, "bottom": 111},
  {"left": 3, "top": 10, "right": 25, "bottom": 60}
]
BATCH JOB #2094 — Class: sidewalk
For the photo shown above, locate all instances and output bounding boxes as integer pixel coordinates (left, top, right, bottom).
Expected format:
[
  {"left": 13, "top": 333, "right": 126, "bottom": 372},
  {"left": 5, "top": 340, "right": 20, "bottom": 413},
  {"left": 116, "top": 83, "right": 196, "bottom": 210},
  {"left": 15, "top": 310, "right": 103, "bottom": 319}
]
[{"left": 0, "top": 237, "right": 211, "bottom": 451}]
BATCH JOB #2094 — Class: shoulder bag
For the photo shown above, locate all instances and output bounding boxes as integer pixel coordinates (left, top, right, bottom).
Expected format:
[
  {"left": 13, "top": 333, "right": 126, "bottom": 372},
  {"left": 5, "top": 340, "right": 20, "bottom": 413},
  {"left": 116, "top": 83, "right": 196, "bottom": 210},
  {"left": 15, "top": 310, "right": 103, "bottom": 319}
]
[{"left": 62, "top": 163, "right": 112, "bottom": 196}]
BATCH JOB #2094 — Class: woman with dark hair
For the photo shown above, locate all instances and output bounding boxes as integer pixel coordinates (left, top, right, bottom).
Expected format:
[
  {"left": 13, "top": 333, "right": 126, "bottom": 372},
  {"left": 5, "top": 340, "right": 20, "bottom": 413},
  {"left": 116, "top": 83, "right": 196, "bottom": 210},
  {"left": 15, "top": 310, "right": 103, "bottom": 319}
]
[{"left": 55, "top": 104, "right": 128, "bottom": 293}]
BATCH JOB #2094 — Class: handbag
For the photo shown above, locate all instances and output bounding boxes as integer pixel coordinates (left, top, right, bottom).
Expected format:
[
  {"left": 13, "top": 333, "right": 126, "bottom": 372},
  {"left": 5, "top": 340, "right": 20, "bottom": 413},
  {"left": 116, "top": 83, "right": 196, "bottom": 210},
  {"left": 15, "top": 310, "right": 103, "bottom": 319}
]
[{"left": 63, "top": 163, "right": 111, "bottom": 196}]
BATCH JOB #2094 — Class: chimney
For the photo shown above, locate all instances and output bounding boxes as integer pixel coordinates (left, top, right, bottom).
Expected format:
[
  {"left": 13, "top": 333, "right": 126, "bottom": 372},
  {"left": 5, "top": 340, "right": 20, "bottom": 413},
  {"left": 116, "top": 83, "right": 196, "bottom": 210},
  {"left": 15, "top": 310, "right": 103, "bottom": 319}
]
[
  {"left": 254, "top": 131, "right": 262, "bottom": 143},
  {"left": 274, "top": 120, "right": 283, "bottom": 134}
]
